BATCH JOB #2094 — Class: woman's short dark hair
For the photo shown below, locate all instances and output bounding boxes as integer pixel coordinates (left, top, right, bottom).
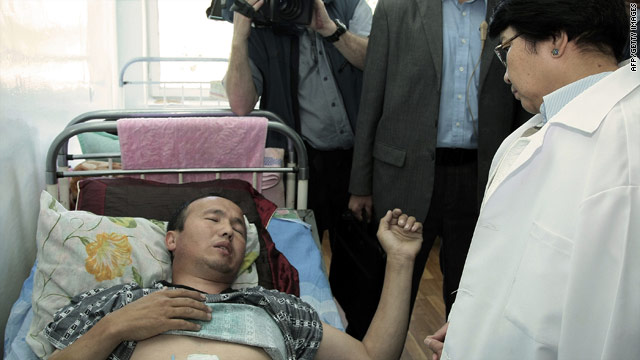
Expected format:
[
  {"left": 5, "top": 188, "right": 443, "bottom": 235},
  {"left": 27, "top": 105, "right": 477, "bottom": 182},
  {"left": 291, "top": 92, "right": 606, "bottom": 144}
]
[{"left": 489, "top": 0, "right": 629, "bottom": 61}]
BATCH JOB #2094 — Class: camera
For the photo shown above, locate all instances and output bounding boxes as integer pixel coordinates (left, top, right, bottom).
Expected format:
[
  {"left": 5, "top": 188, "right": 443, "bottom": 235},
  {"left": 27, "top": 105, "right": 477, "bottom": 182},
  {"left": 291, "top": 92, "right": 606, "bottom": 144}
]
[{"left": 207, "top": 0, "right": 313, "bottom": 27}]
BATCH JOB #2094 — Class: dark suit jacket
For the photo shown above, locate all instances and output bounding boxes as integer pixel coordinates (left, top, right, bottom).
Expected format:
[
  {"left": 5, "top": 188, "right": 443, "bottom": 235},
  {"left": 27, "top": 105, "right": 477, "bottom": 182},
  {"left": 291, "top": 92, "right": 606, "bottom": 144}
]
[{"left": 349, "top": 0, "right": 529, "bottom": 221}]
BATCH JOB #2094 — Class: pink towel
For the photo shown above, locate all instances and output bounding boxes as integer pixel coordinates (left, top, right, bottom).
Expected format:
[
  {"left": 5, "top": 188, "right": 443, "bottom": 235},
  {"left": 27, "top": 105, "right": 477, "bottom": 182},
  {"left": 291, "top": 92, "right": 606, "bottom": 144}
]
[{"left": 117, "top": 117, "right": 267, "bottom": 190}]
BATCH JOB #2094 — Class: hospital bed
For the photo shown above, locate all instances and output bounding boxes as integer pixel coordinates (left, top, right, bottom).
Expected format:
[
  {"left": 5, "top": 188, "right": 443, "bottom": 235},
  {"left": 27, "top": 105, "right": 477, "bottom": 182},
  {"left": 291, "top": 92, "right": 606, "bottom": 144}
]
[{"left": 4, "top": 109, "right": 343, "bottom": 360}]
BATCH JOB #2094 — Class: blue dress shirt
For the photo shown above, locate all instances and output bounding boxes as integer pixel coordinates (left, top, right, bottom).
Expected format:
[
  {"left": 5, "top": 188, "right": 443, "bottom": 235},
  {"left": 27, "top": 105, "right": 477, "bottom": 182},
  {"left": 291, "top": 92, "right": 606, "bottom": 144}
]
[
  {"left": 539, "top": 72, "right": 613, "bottom": 124},
  {"left": 437, "top": 0, "right": 487, "bottom": 149}
]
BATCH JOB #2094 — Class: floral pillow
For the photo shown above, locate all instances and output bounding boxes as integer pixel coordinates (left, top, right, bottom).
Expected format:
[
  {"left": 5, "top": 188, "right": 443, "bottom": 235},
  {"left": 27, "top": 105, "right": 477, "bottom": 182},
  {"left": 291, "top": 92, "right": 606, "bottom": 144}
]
[
  {"left": 26, "top": 191, "right": 260, "bottom": 359},
  {"left": 27, "top": 190, "right": 173, "bottom": 357}
]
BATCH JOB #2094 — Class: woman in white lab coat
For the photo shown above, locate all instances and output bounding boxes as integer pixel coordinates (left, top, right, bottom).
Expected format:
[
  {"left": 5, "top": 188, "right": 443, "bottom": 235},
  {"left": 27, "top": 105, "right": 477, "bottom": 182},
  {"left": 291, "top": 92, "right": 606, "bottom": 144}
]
[{"left": 425, "top": 0, "right": 640, "bottom": 359}]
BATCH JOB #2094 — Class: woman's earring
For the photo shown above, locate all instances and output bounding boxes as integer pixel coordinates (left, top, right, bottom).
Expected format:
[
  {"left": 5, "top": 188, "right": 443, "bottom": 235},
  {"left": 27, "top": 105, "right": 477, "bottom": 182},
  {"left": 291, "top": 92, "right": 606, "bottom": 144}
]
[{"left": 552, "top": 49, "right": 559, "bottom": 56}]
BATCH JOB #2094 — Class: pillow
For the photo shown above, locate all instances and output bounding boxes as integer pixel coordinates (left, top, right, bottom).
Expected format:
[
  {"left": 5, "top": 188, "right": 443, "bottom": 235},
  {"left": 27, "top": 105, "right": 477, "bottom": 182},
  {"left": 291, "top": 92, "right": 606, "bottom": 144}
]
[
  {"left": 232, "top": 218, "right": 260, "bottom": 290},
  {"left": 27, "top": 190, "right": 172, "bottom": 358},
  {"left": 77, "top": 132, "right": 120, "bottom": 155},
  {"left": 27, "top": 191, "right": 261, "bottom": 358},
  {"left": 267, "top": 213, "right": 345, "bottom": 330},
  {"left": 69, "top": 160, "right": 122, "bottom": 209},
  {"left": 77, "top": 178, "right": 271, "bottom": 227},
  {"left": 76, "top": 177, "right": 300, "bottom": 295}
]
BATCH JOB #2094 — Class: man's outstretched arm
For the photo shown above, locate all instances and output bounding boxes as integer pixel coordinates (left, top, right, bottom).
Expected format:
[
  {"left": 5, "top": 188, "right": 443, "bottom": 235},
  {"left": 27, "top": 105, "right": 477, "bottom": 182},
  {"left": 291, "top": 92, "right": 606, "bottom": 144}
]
[
  {"left": 316, "top": 209, "right": 423, "bottom": 360},
  {"left": 49, "top": 289, "right": 212, "bottom": 360}
]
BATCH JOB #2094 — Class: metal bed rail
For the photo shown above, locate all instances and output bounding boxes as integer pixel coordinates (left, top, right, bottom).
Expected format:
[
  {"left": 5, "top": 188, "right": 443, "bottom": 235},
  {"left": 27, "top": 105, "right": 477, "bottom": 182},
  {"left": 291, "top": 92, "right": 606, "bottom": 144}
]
[
  {"left": 119, "top": 57, "right": 229, "bottom": 107},
  {"left": 46, "top": 109, "right": 308, "bottom": 210}
]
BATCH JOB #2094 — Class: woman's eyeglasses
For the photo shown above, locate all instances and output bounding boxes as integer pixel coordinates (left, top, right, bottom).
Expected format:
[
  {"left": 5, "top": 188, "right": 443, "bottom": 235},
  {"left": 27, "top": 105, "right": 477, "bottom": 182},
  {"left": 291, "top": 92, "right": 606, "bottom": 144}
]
[{"left": 494, "top": 33, "right": 522, "bottom": 67}]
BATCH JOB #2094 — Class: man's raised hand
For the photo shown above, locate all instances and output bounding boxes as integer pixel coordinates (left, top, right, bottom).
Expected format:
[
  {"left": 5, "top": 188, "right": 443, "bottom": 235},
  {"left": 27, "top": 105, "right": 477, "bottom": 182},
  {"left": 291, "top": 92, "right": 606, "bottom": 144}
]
[{"left": 377, "top": 208, "right": 423, "bottom": 261}]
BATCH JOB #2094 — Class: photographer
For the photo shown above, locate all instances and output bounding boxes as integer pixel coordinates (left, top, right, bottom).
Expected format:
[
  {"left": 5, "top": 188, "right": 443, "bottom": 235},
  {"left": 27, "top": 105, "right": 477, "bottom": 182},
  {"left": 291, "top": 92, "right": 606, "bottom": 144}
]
[{"left": 225, "top": 0, "right": 372, "bottom": 328}]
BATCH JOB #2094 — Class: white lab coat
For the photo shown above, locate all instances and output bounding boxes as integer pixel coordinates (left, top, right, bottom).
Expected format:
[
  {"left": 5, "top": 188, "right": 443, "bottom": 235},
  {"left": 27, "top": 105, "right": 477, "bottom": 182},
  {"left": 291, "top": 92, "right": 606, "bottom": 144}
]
[{"left": 442, "top": 62, "right": 640, "bottom": 359}]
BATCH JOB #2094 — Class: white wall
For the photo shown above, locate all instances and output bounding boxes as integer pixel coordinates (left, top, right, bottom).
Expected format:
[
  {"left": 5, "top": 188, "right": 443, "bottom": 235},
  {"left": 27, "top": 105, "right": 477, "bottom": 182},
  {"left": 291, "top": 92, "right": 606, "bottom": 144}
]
[{"left": 0, "top": 0, "right": 121, "bottom": 353}]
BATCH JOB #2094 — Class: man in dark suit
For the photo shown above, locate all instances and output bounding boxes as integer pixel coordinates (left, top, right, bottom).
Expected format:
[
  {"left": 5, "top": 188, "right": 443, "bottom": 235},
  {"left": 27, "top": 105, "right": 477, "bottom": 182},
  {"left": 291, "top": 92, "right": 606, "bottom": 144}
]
[{"left": 346, "top": 0, "right": 528, "bottom": 337}]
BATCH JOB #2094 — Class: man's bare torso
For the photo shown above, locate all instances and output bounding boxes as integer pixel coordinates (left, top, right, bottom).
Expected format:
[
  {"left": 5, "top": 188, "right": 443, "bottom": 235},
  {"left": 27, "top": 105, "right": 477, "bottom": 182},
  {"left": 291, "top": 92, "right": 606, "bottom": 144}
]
[{"left": 131, "top": 334, "right": 271, "bottom": 360}]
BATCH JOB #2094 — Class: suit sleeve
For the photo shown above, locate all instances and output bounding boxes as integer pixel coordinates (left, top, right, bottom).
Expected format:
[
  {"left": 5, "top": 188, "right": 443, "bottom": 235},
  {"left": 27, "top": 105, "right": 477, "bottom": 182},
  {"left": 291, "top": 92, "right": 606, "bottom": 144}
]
[{"left": 348, "top": 0, "right": 389, "bottom": 196}]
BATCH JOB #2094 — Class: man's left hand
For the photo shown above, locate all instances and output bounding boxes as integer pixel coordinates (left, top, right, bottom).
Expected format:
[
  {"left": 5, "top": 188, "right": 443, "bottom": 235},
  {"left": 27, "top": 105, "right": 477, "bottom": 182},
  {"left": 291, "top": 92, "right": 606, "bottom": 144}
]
[{"left": 377, "top": 209, "right": 423, "bottom": 261}]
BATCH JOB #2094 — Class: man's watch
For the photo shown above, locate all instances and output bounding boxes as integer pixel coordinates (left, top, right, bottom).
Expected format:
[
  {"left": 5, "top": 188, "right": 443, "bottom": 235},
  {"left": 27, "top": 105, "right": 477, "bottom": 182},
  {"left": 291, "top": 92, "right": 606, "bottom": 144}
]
[{"left": 324, "top": 19, "right": 347, "bottom": 43}]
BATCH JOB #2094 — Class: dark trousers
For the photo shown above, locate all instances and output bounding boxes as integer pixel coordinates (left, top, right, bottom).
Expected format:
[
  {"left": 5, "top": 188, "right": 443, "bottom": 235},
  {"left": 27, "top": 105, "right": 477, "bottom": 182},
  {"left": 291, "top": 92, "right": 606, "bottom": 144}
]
[
  {"left": 413, "top": 148, "right": 479, "bottom": 316},
  {"left": 337, "top": 148, "right": 479, "bottom": 339},
  {"left": 305, "top": 143, "right": 353, "bottom": 239}
]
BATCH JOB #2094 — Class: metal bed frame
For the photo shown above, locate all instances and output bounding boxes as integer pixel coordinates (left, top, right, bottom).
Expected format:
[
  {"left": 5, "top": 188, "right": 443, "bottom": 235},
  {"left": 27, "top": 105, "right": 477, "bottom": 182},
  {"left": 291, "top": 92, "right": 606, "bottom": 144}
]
[
  {"left": 119, "top": 57, "right": 230, "bottom": 107},
  {"left": 45, "top": 109, "right": 309, "bottom": 211}
]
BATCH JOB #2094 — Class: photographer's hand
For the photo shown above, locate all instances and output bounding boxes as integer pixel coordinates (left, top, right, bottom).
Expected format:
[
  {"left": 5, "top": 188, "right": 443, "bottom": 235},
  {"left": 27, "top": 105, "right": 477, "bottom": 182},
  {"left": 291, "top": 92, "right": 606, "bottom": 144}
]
[
  {"left": 232, "top": 0, "right": 264, "bottom": 40},
  {"left": 309, "top": 0, "right": 335, "bottom": 37},
  {"left": 308, "top": 0, "right": 368, "bottom": 70}
]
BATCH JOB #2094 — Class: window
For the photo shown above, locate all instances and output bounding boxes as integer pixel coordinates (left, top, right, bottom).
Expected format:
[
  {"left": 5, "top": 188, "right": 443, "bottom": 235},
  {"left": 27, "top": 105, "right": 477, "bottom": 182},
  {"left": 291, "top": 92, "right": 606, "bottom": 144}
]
[
  {"left": 138, "top": 0, "right": 378, "bottom": 107},
  {"left": 137, "top": 0, "right": 234, "bottom": 107}
]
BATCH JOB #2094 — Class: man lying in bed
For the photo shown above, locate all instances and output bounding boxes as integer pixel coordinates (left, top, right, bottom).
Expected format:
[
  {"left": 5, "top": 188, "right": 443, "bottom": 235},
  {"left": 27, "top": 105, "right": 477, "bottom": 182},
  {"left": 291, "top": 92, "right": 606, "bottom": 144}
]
[{"left": 45, "top": 194, "right": 423, "bottom": 360}]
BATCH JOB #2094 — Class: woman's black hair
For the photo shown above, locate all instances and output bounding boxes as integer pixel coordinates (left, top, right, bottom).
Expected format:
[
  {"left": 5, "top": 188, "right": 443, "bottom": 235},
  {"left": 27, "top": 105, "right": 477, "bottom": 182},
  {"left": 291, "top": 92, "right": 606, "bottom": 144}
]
[{"left": 489, "top": 0, "right": 629, "bottom": 61}]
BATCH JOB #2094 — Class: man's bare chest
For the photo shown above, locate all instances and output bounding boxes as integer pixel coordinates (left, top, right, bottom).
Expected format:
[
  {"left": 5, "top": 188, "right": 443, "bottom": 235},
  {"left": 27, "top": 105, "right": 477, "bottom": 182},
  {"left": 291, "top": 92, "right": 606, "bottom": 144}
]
[{"left": 131, "top": 334, "right": 271, "bottom": 360}]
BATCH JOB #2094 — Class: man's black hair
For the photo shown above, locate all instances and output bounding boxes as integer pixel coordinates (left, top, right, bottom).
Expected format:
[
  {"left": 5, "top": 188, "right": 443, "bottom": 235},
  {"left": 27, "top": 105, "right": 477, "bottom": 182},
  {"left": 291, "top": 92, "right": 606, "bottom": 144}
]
[
  {"left": 489, "top": 0, "right": 629, "bottom": 61},
  {"left": 167, "top": 191, "right": 230, "bottom": 232}
]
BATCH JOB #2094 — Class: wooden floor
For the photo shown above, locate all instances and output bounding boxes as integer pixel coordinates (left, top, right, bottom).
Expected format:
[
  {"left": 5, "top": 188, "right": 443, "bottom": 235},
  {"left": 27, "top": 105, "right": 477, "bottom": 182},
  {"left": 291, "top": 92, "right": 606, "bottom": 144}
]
[{"left": 322, "top": 234, "right": 446, "bottom": 360}]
